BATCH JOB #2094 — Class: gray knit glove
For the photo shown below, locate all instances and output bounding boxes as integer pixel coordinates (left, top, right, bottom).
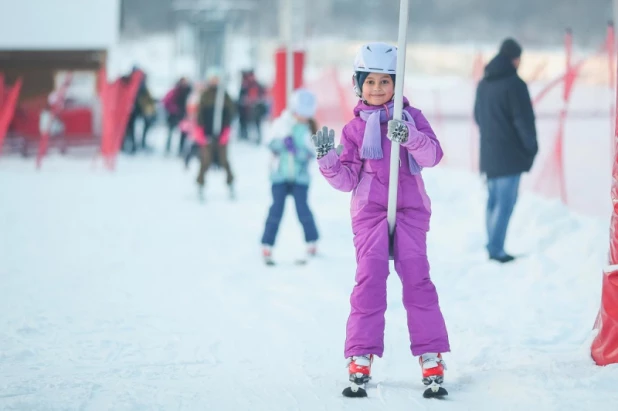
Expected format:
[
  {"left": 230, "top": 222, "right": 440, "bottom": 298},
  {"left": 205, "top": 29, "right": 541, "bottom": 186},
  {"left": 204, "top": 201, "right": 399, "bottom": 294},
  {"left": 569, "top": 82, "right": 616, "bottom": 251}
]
[
  {"left": 387, "top": 119, "right": 409, "bottom": 144},
  {"left": 311, "top": 126, "right": 342, "bottom": 159}
]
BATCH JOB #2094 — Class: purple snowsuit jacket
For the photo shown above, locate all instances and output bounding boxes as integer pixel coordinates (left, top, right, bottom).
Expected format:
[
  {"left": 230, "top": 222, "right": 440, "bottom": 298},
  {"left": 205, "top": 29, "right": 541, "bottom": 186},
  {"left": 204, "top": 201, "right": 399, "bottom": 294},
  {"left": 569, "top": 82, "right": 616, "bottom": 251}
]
[
  {"left": 318, "top": 97, "right": 442, "bottom": 226},
  {"left": 317, "top": 97, "right": 450, "bottom": 358}
]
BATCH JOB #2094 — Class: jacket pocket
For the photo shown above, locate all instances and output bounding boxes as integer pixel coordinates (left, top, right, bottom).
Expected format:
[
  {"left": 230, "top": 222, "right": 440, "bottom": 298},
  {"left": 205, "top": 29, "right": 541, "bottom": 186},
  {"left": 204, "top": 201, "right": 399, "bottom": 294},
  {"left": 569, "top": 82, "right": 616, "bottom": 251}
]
[{"left": 351, "top": 174, "right": 372, "bottom": 217}]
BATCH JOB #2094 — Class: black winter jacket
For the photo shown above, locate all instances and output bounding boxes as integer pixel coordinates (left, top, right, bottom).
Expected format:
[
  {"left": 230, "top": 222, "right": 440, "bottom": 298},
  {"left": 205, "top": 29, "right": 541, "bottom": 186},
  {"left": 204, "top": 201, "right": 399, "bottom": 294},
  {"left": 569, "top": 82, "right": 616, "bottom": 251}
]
[{"left": 474, "top": 53, "right": 538, "bottom": 178}]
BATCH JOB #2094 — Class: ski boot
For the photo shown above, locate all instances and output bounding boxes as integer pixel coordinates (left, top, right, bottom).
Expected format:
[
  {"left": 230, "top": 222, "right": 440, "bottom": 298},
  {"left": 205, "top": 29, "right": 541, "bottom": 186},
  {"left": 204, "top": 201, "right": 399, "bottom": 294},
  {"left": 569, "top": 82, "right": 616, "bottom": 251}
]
[
  {"left": 262, "top": 245, "right": 275, "bottom": 266},
  {"left": 342, "top": 354, "right": 373, "bottom": 397},
  {"left": 197, "top": 184, "right": 205, "bottom": 202},
  {"left": 307, "top": 242, "right": 317, "bottom": 257},
  {"left": 196, "top": 175, "right": 205, "bottom": 202},
  {"left": 295, "top": 242, "right": 317, "bottom": 266},
  {"left": 419, "top": 353, "right": 448, "bottom": 398},
  {"left": 228, "top": 183, "right": 236, "bottom": 201}
]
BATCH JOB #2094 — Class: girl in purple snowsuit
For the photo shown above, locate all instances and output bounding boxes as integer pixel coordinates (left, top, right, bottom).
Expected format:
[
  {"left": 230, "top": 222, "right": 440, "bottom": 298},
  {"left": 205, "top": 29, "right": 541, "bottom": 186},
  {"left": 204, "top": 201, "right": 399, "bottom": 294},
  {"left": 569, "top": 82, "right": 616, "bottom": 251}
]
[{"left": 311, "top": 42, "right": 450, "bottom": 392}]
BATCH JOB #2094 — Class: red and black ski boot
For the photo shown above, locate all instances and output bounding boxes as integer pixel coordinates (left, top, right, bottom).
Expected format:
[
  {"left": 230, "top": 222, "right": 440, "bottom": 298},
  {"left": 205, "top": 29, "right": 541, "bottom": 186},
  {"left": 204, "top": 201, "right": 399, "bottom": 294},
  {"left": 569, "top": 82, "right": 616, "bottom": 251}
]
[
  {"left": 419, "top": 353, "right": 448, "bottom": 398},
  {"left": 342, "top": 354, "right": 373, "bottom": 397}
]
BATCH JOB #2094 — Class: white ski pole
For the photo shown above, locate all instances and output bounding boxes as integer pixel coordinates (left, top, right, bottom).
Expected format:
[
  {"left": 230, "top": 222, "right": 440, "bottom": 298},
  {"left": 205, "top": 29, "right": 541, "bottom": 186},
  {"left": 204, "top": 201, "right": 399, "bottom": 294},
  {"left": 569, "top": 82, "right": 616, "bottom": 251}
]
[{"left": 387, "top": 0, "right": 409, "bottom": 249}]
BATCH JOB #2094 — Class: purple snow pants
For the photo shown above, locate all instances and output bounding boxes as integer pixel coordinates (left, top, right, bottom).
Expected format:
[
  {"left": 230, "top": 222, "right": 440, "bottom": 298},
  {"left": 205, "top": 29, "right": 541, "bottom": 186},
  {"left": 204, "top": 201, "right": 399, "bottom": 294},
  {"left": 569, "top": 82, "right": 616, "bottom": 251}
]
[{"left": 344, "top": 204, "right": 450, "bottom": 358}]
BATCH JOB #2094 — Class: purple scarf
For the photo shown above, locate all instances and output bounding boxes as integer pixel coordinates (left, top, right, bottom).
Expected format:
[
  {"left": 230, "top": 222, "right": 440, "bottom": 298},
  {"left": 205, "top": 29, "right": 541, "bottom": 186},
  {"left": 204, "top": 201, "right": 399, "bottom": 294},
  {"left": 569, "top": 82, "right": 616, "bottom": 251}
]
[{"left": 359, "top": 102, "right": 422, "bottom": 175}]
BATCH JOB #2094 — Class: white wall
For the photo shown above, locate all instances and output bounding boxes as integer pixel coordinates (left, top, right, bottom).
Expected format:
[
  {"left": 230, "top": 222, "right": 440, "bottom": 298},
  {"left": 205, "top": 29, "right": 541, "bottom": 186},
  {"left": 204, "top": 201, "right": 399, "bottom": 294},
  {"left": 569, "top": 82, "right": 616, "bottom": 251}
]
[{"left": 0, "top": 0, "right": 120, "bottom": 50}]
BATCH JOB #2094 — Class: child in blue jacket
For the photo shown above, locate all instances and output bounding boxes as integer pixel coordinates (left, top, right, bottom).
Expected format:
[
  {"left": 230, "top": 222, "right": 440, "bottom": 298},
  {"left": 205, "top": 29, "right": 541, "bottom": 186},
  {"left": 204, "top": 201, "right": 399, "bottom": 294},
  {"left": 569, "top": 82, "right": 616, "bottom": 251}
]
[{"left": 260, "top": 89, "right": 320, "bottom": 265}]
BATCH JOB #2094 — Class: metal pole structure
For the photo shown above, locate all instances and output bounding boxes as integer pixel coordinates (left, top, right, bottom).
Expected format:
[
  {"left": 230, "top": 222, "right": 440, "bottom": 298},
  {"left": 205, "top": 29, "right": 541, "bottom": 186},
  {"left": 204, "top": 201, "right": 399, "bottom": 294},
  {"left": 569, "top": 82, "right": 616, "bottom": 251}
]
[
  {"left": 285, "top": 0, "right": 294, "bottom": 108},
  {"left": 614, "top": 0, "right": 618, "bottom": 44},
  {"left": 213, "top": 19, "right": 229, "bottom": 137},
  {"left": 296, "top": 0, "right": 306, "bottom": 52},
  {"left": 386, "top": 0, "right": 409, "bottom": 241}
]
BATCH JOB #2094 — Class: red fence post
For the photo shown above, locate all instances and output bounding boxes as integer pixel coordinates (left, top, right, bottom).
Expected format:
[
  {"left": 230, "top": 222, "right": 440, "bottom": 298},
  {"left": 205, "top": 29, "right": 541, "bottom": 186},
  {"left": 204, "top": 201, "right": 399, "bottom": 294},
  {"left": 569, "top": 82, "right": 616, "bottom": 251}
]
[
  {"left": 469, "top": 51, "right": 484, "bottom": 172},
  {"left": 557, "top": 28, "right": 575, "bottom": 204},
  {"left": 271, "top": 49, "right": 305, "bottom": 119}
]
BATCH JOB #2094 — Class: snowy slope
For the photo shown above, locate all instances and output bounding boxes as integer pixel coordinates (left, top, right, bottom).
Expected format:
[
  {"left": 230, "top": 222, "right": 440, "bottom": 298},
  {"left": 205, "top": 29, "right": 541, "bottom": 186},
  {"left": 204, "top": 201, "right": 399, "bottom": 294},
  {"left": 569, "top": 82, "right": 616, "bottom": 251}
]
[{"left": 0, "top": 127, "right": 616, "bottom": 410}]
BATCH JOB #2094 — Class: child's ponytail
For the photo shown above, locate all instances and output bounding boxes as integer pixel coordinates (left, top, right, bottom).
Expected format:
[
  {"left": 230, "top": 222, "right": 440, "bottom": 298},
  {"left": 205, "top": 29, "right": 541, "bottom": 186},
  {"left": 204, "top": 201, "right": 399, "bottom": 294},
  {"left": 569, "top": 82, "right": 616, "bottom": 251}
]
[{"left": 308, "top": 118, "right": 318, "bottom": 135}]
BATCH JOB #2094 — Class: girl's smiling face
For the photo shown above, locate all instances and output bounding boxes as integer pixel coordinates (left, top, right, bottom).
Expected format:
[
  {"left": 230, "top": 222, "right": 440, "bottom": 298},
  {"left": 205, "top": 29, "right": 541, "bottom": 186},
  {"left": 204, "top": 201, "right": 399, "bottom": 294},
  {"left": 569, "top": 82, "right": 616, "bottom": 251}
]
[{"left": 362, "top": 73, "right": 394, "bottom": 106}]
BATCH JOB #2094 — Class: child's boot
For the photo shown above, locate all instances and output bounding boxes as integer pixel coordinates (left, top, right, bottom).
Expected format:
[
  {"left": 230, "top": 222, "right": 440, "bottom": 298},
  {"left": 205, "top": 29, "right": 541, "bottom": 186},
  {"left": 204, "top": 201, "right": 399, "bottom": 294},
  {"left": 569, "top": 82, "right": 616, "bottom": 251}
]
[
  {"left": 262, "top": 245, "right": 274, "bottom": 266},
  {"left": 419, "top": 353, "right": 448, "bottom": 398},
  {"left": 342, "top": 354, "right": 373, "bottom": 397},
  {"left": 307, "top": 242, "right": 317, "bottom": 258}
]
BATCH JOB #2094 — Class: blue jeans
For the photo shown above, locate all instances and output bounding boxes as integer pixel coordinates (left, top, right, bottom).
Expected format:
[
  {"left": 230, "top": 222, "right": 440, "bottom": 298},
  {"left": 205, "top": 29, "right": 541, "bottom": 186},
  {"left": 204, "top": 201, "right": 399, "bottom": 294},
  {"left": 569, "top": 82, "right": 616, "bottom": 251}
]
[
  {"left": 261, "top": 183, "right": 319, "bottom": 246},
  {"left": 486, "top": 174, "right": 520, "bottom": 258}
]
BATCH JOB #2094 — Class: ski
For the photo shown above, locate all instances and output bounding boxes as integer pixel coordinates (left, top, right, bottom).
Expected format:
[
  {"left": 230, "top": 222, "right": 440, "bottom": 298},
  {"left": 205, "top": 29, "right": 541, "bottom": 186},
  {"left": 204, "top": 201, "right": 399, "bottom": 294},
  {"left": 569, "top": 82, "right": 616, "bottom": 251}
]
[
  {"left": 263, "top": 259, "right": 307, "bottom": 266},
  {"left": 422, "top": 375, "right": 448, "bottom": 399},
  {"left": 423, "top": 386, "right": 448, "bottom": 398},
  {"left": 343, "top": 383, "right": 448, "bottom": 399},
  {"left": 342, "top": 383, "right": 367, "bottom": 398},
  {"left": 262, "top": 249, "right": 315, "bottom": 267}
]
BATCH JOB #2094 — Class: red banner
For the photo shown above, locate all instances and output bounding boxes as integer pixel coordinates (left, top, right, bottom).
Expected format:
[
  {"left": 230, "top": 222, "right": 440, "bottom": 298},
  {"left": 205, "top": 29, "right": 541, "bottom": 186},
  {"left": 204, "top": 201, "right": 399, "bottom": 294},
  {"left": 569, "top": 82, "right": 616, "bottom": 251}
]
[
  {"left": 533, "top": 30, "right": 578, "bottom": 203},
  {"left": 0, "top": 78, "right": 23, "bottom": 156},
  {"left": 0, "top": 73, "right": 5, "bottom": 109},
  {"left": 99, "top": 69, "right": 144, "bottom": 169}
]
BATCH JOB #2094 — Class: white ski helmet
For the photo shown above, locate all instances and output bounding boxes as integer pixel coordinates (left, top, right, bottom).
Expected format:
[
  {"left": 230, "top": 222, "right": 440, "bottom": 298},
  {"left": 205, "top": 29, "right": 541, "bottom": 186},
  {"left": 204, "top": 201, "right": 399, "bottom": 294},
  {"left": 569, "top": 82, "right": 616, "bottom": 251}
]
[
  {"left": 290, "top": 88, "right": 317, "bottom": 118},
  {"left": 352, "top": 42, "right": 398, "bottom": 97}
]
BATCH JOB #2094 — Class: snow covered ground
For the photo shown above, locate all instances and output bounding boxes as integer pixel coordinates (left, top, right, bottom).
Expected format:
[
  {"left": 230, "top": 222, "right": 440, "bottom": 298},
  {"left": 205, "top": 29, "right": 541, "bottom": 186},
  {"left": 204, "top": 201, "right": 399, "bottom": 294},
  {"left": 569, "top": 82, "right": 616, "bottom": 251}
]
[{"left": 0, "top": 125, "right": 616, "bottom": 410}]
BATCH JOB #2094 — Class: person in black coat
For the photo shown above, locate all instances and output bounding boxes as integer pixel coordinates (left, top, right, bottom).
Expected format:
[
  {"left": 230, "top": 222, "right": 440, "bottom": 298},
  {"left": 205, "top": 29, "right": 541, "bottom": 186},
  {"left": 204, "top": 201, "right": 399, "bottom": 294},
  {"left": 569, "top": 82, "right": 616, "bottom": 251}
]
[{"left": 474, "top": 38, "right": 538, "bottom": 263}]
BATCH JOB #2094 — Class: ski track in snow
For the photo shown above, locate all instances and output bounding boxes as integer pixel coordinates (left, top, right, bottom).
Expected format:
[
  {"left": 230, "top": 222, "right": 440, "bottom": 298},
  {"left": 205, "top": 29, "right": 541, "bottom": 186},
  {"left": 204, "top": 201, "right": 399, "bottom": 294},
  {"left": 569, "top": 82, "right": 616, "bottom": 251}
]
[{"left": 1, "top": 126, "right": 617, "bottom": 411}]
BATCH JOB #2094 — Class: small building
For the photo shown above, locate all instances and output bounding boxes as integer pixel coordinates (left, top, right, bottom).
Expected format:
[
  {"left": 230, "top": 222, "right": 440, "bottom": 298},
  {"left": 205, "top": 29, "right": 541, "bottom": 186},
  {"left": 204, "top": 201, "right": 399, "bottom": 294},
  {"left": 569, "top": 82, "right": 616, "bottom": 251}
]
[{"left": 0, "top": 0, "right": 120, "bottom": 152}]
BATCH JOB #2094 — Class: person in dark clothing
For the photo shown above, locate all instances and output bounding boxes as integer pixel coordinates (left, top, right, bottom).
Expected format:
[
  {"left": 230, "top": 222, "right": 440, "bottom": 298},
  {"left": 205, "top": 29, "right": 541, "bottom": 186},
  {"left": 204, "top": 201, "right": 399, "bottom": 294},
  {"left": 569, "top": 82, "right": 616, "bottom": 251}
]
[
  {"left": 238, "top": 70, "right": 268, "bottom": 145},
  {"left": 474, "top": 38, "right": 538, "bottom": 263},
  {"left": 136, "top": 74, "right": 157, "bottom": 150},
  {"left": 123, "top": 69, "right": 156, "bottom": 154},
  {"left": 162, "top": 77, "right": 192, "bottom": 155},
  {"left": 196, "top": 68, "right": 237, "bottom": 199}
]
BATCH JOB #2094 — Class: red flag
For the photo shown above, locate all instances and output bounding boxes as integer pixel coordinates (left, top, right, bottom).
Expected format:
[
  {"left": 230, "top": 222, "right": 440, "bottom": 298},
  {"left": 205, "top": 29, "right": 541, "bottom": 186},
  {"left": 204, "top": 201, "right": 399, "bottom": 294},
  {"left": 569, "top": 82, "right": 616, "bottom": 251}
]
[
  {"left": 100, "top": 70, "right": 144, "bottom": 170},
  {"left": 0, "top": 73, "right": 5, "bottom": 108},
  {"left": 0, "top": 78, "right": 22, "bottom": 156}
]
